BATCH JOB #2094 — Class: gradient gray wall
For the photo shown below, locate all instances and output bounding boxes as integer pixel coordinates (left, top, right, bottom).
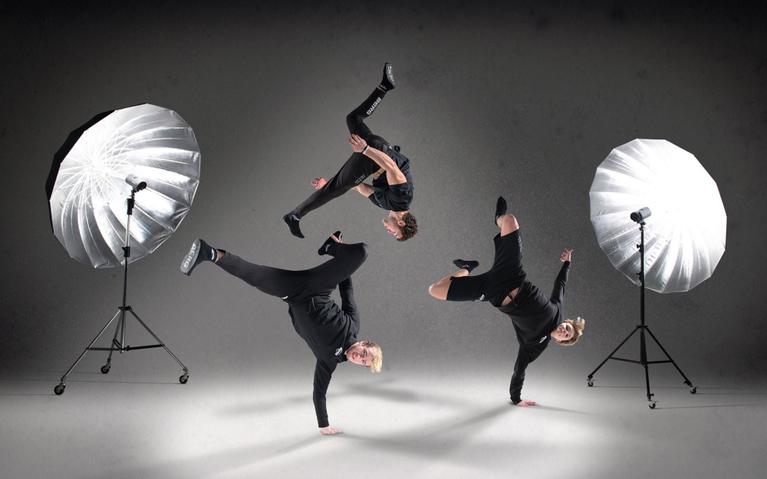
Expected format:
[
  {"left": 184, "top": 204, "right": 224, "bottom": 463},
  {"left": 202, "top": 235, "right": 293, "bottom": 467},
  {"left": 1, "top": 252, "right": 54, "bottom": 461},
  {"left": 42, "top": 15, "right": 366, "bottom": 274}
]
[{"left": 1, "top": 1, "right": 765, "bottom": 381}]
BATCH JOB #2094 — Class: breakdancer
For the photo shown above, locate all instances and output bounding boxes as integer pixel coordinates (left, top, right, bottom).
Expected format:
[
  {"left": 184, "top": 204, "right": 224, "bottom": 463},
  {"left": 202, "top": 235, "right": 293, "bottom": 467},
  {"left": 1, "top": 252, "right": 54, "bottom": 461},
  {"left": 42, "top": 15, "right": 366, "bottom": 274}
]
[
  {"left": 283, "top": 63, "right": 417, "bottom": 241},
  {"left": 427, "top": 197, "right": 585, "bottom": 406},
  {"left": 179, "top": 232, "right": 382, "bottom": 435}
]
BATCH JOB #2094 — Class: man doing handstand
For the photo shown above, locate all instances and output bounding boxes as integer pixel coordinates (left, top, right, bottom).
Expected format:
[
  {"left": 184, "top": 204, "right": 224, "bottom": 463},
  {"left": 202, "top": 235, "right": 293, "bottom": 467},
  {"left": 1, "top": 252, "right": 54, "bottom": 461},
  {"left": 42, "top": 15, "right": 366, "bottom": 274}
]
[
  {"left": 180, "top": 232, "right": 382, "bottom": 435},
  {"left": 428, "top": 197, "right": 585, "bottom": 406}
]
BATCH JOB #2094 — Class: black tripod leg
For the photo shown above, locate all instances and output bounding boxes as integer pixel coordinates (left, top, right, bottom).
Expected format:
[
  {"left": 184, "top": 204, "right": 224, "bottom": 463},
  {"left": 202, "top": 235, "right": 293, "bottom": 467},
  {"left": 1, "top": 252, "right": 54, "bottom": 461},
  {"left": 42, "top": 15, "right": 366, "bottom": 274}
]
[
  {"left": 55, "top": 310, "right": 122, "bottom": 393},
  {"left": 102, "top": 316, "right": 123, "bottom": 373},
  {"left": 640, "top": 327, "right": 655, "bottom": 408},
  {"left": 128, "top": 310, "right": 189, "bottom": 374},
  {"left": 587, "top": 326, "right": 640, "bottom": 381},
  {"left": 645, "top": 326, "right": 696, "bottom": 392}
]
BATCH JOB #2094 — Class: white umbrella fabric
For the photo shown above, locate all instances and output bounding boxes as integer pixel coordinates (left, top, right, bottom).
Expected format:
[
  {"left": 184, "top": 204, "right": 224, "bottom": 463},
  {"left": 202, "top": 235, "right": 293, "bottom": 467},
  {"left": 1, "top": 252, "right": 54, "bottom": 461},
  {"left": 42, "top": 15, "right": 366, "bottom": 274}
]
[
  {"left": 590, "top": 139, "right": 726, "bottom": 293},
  {"left": 47, "top": 104, "right": 201, "bottom": 268}
]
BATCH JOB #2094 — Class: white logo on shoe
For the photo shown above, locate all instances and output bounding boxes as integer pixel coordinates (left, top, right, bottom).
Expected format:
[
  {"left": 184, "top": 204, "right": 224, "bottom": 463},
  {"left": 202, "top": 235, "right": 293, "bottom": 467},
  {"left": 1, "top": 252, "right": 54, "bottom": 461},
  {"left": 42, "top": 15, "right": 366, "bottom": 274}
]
[
  {"left": 335, "top": 347, "right": 343, "bottom": 356},
  {"left": 182, "top": 243, "right": 198, "bottom": 269},
  {"left": 281, "top": 295, "right": 289, "bottom": 300}
]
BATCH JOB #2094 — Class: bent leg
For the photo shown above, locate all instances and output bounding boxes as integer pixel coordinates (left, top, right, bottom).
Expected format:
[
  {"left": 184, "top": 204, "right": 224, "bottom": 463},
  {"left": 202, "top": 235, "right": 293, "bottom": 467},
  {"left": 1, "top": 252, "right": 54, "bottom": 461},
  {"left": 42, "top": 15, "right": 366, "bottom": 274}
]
[
  {"left": 428, "top": 269, "right": 468, "bottom": 300},
  {"left": 302, "top": 242, "right": 369, "bottom": 295},
  {"left": 346, "top": 90, "right": 389, "bottom": 151},
  {"left": 216, "top": 252, "right": 305, "bottom": 299},
  {"left": 292, "top": 154, "right": 379, "bottom": 217}
]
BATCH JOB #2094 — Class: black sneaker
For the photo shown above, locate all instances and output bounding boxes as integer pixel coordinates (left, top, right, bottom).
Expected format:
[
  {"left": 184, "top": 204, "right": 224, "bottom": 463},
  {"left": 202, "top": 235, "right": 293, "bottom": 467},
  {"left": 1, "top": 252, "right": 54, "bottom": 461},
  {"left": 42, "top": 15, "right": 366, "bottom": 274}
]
[
  {"left": 495, "top": 196, "right": 507, "bottom": 225},
  {"left": 180, "top": 239, "right": 216, "bottom": 276},
  {"left": 380, "top": 62, "right": 395, "bottom": 91},
  {"left": 318, "top": 231, "right": 342, "bottom": 256},
  {"left": 283, "top": 213, "right": 304, "bottom": 238},
  {"left": 452, "top": 259, "right": 479, "bottom": 273}
]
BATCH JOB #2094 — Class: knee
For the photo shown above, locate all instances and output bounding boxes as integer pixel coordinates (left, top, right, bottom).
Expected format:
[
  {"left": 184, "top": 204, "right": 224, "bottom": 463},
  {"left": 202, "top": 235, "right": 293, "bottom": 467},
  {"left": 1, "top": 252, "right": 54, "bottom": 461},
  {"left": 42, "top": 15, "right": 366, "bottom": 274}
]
[
  {"left": 428, "top": 282, "right": 447, "bottom": 300},
  {"left": 355, "top": 242, "right": 369, "bottom": 261},
  {"left": 346, "top": 113, "right": 359, "bottom": 131},
  {"left": 498, "top": 214, "right": 519, "bottom": 231}
]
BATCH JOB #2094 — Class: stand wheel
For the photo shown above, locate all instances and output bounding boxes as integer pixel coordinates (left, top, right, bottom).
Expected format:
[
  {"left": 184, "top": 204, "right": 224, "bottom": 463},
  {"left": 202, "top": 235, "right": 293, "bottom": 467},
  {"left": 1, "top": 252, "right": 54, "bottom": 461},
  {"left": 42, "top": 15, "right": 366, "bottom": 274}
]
[
  {"left": 587, "top": 378, "right": 594, "bottom": 387},
  {"left": 690, "top": 386, "right": 697, "bottom": 394},
  {"left": 100, "top": 364, "right": 111, "bottom": 374},
  {"left": 179, "top": 374, "right": 189, "bottom": 384},
  {"left": 54, "top": 383, "right": 66, "bottom": 395},
  {"left": 648, "top": 401, "right": 656, "bottom": 409}
]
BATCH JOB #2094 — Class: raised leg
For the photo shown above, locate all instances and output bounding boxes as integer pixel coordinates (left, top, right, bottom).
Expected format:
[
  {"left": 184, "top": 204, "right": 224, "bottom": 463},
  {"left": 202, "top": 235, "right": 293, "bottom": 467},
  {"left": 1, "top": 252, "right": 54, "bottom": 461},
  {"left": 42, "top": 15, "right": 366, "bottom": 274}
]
[{"left": 428, "top": 269, "right": 469, "bottom": 300}]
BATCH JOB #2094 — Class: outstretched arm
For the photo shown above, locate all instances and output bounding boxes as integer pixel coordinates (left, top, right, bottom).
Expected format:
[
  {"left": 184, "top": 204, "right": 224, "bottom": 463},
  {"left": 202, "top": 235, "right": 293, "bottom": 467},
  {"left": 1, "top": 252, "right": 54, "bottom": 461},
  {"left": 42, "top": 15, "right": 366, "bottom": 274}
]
[
  {"left": 313, "top": 359, "right": 340, "bottom": 434},
  {"left": 509, "top": 348, "right": 531, "bottom": 406},
  {"left": 550, "top": 249, "right": 572, "bottom": 304},
  {"left": 348, "top": 134, "right": 407, "bottom": 185}
]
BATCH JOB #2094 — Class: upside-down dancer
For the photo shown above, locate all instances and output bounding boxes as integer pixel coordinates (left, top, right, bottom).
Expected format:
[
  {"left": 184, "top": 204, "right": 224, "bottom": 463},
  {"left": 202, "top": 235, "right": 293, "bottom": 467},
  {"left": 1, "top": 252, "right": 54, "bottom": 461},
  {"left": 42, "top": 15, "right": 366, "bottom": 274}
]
[
  {"left": 180, "top": 232, "right": 381, "bottom": 435},
  {"left": 428, "top": 197, "right": 585, "bottom": 406}
]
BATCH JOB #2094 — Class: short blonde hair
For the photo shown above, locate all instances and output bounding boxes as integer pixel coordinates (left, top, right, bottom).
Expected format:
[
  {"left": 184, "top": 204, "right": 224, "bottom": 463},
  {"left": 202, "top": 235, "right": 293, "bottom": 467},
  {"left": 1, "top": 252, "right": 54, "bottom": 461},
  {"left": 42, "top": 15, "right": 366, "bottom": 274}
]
[
  {"left": 362, "top": 340, "right": 383, "bottom": 373},
  {"left": 557, "top": 317, "right": 586, "bottom": 347}
]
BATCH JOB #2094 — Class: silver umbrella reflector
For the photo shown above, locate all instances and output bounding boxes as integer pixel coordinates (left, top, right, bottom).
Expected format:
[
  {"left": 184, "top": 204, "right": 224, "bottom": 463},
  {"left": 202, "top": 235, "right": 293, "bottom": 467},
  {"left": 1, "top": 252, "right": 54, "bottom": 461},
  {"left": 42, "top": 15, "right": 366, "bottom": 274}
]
[
  {"left": 47, "top": 104, "right": 201, "bottom": 268},
  {"left": 590, "top": 139, "right": 726, "bottom": 293}
]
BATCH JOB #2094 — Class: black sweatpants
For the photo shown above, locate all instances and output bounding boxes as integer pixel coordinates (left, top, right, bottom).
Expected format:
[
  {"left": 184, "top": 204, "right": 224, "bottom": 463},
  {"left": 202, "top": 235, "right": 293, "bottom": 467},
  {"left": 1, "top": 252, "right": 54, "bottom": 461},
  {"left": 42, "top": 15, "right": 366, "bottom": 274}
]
[
  {"left": 216, "top": 242, "right": 368, "bottom": 302},
  {"left": 292, "top": 89, "right": 390, "bottom": 218}
]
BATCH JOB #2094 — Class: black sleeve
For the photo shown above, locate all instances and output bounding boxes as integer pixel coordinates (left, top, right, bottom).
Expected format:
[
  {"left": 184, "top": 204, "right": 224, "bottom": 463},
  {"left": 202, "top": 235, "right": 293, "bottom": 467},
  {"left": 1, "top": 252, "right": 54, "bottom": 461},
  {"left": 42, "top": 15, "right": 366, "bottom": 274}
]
[
  {"left": 368, "top": 188, "right": 387, "bottom": 209},
  {"left": 550, "top": 261, "right": 570, "bottom": 304},
  {"left": 339, "top": 277, "right": 359, "bottom": 330},
  {"left": 509, "top": 347, "right": 531, "bottom": 404},
  {"left": 509, "top": 342, "right": 548, "bottom": 404},
  {"left": 312, "top": 359, "right": 337, "bottom": 428}
]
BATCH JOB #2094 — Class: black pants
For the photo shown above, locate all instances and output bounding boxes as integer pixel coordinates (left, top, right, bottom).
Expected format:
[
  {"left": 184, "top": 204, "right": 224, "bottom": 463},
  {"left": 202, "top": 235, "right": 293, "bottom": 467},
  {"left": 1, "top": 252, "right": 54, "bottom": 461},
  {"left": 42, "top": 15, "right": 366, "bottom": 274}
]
[
  {"left": 292, "top": 90, "right": 390, "bottom": 218},
  {"left": 216, "top": 242, "right": 368, "bottom": 302},
  {"left": 446, "top": 230, "right": 527, "bottom": 307}
]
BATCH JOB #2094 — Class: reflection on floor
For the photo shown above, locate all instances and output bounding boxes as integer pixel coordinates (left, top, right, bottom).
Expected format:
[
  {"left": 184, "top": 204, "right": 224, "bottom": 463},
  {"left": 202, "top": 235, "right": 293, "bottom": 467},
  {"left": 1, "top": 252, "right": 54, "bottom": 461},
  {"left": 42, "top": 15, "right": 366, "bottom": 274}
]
[{"left": 1, "top": 367, "right": 765, "bottom": 479}]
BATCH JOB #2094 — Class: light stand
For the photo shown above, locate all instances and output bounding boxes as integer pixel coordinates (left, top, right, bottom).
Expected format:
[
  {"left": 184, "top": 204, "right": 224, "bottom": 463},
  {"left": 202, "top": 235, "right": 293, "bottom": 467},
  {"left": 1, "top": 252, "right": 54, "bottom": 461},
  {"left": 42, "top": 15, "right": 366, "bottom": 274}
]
[
  {"left": 54, "top": 187, "right": 189, "bottom": 395},
  {"left": 586, "top": 210, "right": 696, "bottom": 408}
]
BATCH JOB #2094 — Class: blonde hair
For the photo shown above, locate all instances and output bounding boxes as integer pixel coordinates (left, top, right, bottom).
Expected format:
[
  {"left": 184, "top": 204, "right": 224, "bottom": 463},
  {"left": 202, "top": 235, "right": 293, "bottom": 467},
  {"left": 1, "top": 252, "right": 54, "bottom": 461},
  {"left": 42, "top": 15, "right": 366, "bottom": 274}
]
[
  {"left": 557, "top": 317, "right": 586, "bottom": 346},
  {"left": 362, "top": 340, "right": 383, "bottom": 373}
]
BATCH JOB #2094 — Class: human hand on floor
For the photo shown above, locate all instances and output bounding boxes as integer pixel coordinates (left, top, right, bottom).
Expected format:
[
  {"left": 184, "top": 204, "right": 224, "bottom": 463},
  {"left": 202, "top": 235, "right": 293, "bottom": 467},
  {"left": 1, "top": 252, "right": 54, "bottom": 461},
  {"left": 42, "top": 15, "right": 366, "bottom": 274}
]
[
  {"left": 348, "top": 134, "right": 368, "bottom": 153},
  {"left": 311, "top": 177, "right": 327, "bottom": 189},
  {"left": 560, "top": 249, "right": 573, "bottom": 263},
  {"left": 319, "top": 425, "right": 343, "bottom": 435},
  {"left": 515, "top": 399, "right": 537, "bottom": 407}
]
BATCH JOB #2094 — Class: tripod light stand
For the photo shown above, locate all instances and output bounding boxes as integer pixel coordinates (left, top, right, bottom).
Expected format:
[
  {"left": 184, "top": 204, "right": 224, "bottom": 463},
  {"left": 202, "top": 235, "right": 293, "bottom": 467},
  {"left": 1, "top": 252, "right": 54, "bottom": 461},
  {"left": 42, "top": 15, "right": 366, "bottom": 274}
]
[
  {"left": 586, "top": 208, "right": 695, "bottom": 409},
  {"left": 46, "top": 104, "right": 201, "bottom": 394},
  {"left": 588, "top": 139, "right": 726, "bottom": 408},
  {"left": 54, "top": 184, "right": 189, "bottom": 395}
]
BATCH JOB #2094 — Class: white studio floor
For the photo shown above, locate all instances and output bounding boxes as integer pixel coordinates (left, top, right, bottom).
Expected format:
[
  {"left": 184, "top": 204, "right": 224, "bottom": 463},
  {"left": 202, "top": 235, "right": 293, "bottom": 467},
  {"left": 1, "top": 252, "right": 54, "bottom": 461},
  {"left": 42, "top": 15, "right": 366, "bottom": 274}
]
[{"left": 1, "top": 365, "right": 766, "bottom": 479}]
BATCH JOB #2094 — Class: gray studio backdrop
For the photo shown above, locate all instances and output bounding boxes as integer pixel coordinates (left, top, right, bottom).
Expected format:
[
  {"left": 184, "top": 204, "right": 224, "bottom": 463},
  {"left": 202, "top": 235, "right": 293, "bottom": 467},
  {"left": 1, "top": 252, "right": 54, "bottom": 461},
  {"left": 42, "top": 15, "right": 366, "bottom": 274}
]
[{"left": 1, "top": 1, "right": 765, "bottom": 383}]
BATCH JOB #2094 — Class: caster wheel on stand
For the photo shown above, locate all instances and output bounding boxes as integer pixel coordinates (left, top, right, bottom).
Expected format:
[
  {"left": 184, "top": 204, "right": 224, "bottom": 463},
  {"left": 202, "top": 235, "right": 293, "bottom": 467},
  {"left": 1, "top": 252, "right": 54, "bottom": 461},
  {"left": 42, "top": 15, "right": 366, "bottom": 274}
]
[
  {"left": 587, "top": 378, "right": 594, "bottom": 387},
  {"left": 179, "top": 374, "right": 189, "bottom": 384},
  {"left": 54, "top": 383, "right": 66, "bottom": 395},
  {"left": 100, "top": 364, "right": 111, "bottom": 374},
  {"left": 689, "top": 386, "right": 697, "bottom": 394},
  {"left": 648, "top": 401, "right": 656, "bottom": 409}
]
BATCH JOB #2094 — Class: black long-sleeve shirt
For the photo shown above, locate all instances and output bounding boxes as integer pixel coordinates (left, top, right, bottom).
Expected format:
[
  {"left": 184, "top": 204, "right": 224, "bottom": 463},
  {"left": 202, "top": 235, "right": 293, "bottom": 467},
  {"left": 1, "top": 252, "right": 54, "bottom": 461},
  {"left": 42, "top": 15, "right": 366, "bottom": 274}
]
[
  {"left": 498, "top": 261, "right": 570, "bottom": 403},
  {"left": 288, "top": 277, "right": 359, "bottom": 427}
]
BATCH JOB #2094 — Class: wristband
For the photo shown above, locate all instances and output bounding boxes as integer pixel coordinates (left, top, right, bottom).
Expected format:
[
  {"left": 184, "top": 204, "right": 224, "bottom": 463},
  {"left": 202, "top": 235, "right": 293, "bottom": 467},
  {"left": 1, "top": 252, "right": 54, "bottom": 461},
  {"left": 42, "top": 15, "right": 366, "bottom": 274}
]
[{"left": 362, "top": 145, "right": 369, "bottom": 155}]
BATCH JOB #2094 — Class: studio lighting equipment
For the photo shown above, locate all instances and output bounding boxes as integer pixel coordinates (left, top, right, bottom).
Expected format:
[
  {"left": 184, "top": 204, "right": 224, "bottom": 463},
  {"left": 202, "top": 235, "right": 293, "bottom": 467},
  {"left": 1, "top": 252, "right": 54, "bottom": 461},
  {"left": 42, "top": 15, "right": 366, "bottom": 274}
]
[
  {"left": 587, "top": 139, "right": 726, "bottom": 408},
  {"left": 46, "top": 104, "right": 201, "bottom": 395}
]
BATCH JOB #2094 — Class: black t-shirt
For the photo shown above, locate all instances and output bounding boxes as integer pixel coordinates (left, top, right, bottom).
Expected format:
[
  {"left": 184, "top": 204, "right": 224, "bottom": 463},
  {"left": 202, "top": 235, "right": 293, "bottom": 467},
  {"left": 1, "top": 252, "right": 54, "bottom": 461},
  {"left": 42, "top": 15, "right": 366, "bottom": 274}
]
[{"left": 368, "top": 145, "right": 414, "bottom": 211}]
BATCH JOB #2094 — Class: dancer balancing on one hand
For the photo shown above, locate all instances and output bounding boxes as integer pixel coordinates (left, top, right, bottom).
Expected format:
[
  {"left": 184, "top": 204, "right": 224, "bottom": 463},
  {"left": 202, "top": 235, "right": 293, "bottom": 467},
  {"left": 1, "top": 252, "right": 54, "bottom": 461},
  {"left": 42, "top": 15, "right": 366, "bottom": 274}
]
[
  {"left": 427, "top": 197, "right": 585, "bottom": 406},
  {"left": 283, "top": 63, "right": 417, "bottom": 241},
  {"left": 179, "top": 232, "right": 382, "bottom": 435}
]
